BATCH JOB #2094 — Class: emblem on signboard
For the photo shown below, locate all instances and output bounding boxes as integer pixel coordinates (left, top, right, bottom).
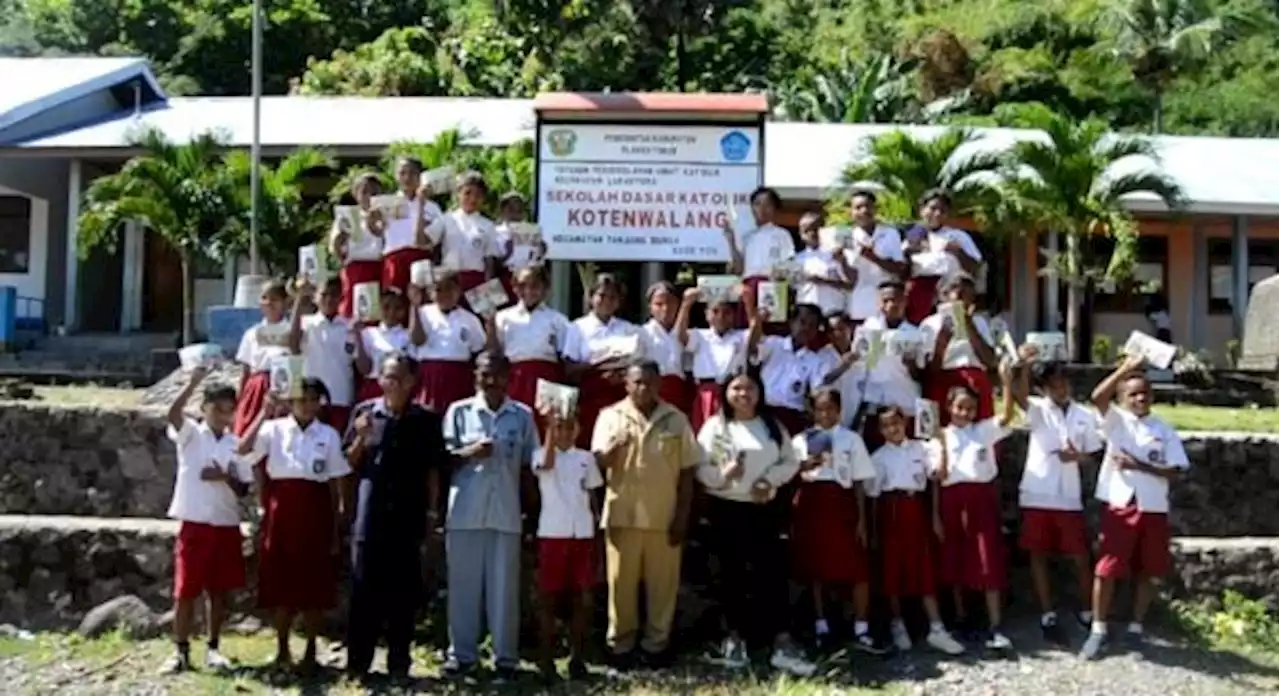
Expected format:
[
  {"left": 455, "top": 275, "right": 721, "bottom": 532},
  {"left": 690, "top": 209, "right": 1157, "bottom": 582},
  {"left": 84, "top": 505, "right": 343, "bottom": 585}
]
[
  {"left": 547, "top": 129, "right": 577, "bottom": 157},
  {"left": 720, "top": 131, "right": 750, "bottom": 162}
]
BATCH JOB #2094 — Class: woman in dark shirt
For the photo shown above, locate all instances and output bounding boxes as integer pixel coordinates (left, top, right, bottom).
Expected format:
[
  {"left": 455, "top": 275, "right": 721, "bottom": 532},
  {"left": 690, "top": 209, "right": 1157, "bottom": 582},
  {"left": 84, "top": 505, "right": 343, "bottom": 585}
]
[{"left": 343, "top": 352, "right": 445, "bottom": 678}]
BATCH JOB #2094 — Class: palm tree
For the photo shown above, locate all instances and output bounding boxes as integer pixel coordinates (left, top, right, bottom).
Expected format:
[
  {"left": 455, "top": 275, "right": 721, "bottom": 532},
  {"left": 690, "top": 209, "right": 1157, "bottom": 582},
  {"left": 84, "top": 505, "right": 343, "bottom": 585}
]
[
  {"left": 223, "top": 147, "right": 338, "bottom": 275},
  {"left": 996, "top": 103, "right": 1185, "bottom": 359},
  {"left": 772, "top": 53, "right": 915, "bottom": 124},
  {"left": 78, "top": 128, "right": 240, "bottom": 343},
  {"left": 838, "top": 127, "right": 1004, "bottom": 221},
  {"left": 1107, "top": 0, "right": 1247, "bottom": 132}
]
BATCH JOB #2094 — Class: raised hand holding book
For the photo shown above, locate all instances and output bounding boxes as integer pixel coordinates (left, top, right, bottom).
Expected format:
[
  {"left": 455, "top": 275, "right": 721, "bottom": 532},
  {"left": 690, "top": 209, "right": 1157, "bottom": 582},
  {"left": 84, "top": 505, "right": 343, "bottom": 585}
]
[
  {"left": 535, "top": 379, "right": 580, "bottom": 421},
  {"left": 1122, "top": 330, "right": 1177, "bottom": 369},
  {"left": 696, "top": 275, "right": 742, "bottom": 304}
]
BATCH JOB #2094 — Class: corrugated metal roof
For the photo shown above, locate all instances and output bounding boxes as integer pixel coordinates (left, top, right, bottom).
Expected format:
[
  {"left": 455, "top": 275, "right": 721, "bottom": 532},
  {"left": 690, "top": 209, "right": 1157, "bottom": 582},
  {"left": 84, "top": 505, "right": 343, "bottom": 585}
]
[{"left": 0, "top": 57, "right": 165, "bottom": 134}]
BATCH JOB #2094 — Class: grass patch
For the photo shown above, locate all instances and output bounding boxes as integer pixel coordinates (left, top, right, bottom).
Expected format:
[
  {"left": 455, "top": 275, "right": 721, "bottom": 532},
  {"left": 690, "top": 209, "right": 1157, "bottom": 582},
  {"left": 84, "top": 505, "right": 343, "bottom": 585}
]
[
  {"left": 0, "top": 385, "right": 145, "bottom": 409},
  {"left": 0, "top": 631, "right": 894, "bottom": 696},
  {"left": 1150, "top": 404, "right": 1277, "bottom": 434},
  {"left": 1167, "top": 591, "right": 1280, "bottom": 664}
]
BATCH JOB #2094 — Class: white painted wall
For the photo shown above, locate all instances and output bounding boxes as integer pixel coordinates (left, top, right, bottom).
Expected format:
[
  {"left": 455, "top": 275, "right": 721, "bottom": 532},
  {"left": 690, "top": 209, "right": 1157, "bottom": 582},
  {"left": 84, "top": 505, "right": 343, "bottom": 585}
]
[{"left": 0, "top": 183, "right": 49, "bottom": 319}]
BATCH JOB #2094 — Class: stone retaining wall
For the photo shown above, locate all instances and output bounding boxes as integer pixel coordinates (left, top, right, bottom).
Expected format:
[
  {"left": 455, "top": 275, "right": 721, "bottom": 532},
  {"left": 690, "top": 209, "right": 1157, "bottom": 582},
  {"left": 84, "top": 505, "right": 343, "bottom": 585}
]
[{"left": 1, "top": 404, "right": 1274, "bottom": 537}]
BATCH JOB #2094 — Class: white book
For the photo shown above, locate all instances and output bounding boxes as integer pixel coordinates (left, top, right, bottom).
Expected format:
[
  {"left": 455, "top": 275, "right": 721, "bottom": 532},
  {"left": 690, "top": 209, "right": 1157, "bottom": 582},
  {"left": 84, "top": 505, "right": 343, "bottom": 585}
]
[
  {"left": 914, "top": 398, "right": 939, "bottom": 439},
  {"left": 1122, "top": 330, "right": 1177, "bottom": 369},
  {"left": 370, "top": 194, "right": 409, "bottom": 221},
  {"left": 757, "top": 281, "right": 789, "bottom": 322},
  {"left": 697, "top": 275, "right": 742, "bottom": 304},
  {"left": 911, "top": 250, "right": 951, "bottom": 276},
  {"left": 422, "top": 166, "right": 455, "bottom": 192},
  {"left": 465, "top": 278, "right": 510, "bottom": 318},
  {"left": 885, "top": 328, "right": 923, "bottom": 358},
  {"left": 353, "top": 281, "right": 382, "bottom": 323},
  {"left": 770, "top": 258, "right": 802, "bottom": 282},
  {"left": 818, "top": 226, "right": 852, "bottom": 251},
  {"left": 178, "top": 343, "right": 224, "bottom": 370},
  {"left": 410, "top": 260, "right": 435, "bottom": 288},
  {"left": 268, "top": 355, "right": 304, "bottom": 399},
  {"left": 297, "top": 244, "right": 328, "bottom": 286},
  {"left": 589, "top": 333, "right": 640, "bottom": 365},
  {"left": 940, "top": 301, "right": 969, "bottom": 342},
  {"left": 535, "top": 379, "right": 580, "bottom": 420},
  {"left": 1026, "top": 331, "right": 1067, "bottom": 362},
  {"left": 855, "top": 327, "right": 886, "bottom": 370},
  {"left": 334, "top": 205, "right": 364, "bottom": 242},
  {"left": 507, "top": 222, "right": 544, "bottom": 267}
]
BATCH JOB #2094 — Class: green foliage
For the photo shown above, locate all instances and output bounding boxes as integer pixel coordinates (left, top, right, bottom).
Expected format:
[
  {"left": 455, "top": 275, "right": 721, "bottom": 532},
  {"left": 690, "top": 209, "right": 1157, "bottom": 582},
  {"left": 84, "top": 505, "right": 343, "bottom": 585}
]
[
  {"left": 1092, "top": 334, "right": 1114, "bottom": 364},
  {"left": 221, "top": 147, "right": 338, "bottom": 275},
  {"left": 1170, "top": 590, "right": 1280, "bottom": 656}
]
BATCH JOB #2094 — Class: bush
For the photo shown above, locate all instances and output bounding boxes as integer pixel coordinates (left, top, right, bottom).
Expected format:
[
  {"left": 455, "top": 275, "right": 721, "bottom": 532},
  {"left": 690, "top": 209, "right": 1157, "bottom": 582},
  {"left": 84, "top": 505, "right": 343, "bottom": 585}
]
[
  {"left": 1091, "top": 335, "right": 1113, "bottom": 365},
  {"left": 1170, "top": 590, "right": 1279, "bottom": 655}
]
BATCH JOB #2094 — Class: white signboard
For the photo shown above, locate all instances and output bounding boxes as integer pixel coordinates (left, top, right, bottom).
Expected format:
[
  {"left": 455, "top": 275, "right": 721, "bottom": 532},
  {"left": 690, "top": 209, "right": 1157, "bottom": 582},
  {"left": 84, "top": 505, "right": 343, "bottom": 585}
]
[{"left": 536, "top": 124, "right": 762, "bottom": 262}]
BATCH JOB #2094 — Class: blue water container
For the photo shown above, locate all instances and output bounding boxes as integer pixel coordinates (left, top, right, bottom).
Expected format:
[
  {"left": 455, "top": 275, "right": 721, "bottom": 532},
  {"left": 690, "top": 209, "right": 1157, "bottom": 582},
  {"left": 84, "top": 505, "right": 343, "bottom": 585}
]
[
  {"left": 0, "top": 286, "right": 15, "bottom": 353},
  {"left": 204, "top": 305, "right": 262, "bottom": 358}
]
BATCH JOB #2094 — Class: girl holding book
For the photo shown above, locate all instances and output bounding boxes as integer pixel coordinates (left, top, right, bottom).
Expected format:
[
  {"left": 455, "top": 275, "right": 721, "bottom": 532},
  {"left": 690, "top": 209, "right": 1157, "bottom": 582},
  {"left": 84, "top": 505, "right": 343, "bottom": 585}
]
[
  {"left": 237, "top": 378, "right": 350, "bottom": 671},
  {"left": 748, "top": 299, "right": 837, "bottom": 437},
  {"left": 409, "top": 270, "right": 486, "bottom": 412},
  {"left": 233, "top": 281, "right": 292, "bottom": 438},
  {"left": 902, "top": 190, "right": 984, "bottom": 325},
  {"left": 330, "top": 173, "right": 385, "bottom": 318},
  {"left": 354, "top": 288, "right": 412, "bottom": 403},
  {"left": 721, "top": 187, "right": 795, "bottom": 333},
  {"left": 641, "top": 281, "right": 691, "bottom": 413},
  {"left": 381, "top": 157, "right": 442, "bottom": 294},
  {"left": 922, "top": 274, "right": 999, "bottom": 425},
  {"left": 493, "top": 266, "right": 573, "bottom": 433},
  {"left": 426, "top": 171, "right": 498, "bottom": 296},
  {"left": 564, "top": 274, "right": 640, "bottom": 448},
  {"left": 676, "top": 285, "right": 749, "bottom": 433}
]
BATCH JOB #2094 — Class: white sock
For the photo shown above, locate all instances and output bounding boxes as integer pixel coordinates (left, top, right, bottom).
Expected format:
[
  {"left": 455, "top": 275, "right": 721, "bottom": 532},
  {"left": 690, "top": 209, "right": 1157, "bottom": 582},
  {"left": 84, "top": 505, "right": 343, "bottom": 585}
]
[
  {"left": 1127, "top": 621, "right": 1143, "bottom": 635},
  {"left": 929, "top": 620, "right": 946, "bottom": 633},
  {"left": 1040, "top": 611, "right": 1056, "bottom": 626},
  {"left": 814, "top": 618, "right": 830, "bottom": 635},
  {"left": 854, "top": 620, "right": 869, "bottom": 636},
  {"left": 1090, "top": 621, "right": 1107, "bottom": 635}
]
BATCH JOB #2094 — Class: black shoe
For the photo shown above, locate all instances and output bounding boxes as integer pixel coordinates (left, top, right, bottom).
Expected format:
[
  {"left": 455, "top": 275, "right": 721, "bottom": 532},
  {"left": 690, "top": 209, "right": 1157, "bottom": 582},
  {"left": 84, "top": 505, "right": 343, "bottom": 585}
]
[
  {"left": 1041, "top": 616, "right": 1066, "bottom": 645},
  {"left": 492, "top": 665, "right": 520, "bottom": 684},
  {"left": 852, "top": 632, "right": 890, "bottom": 656},
  {"left": 607, "top": 650, "right": 637, "bottom": 672},
  {"left": 641, "top": 649, "right": 674, "bottom": 669},
  {"left": 440, "top": 657, "right": 474, "bottom": 678},
  {"left": 567, "top": 659, "right": 589, "bottom": 680}
]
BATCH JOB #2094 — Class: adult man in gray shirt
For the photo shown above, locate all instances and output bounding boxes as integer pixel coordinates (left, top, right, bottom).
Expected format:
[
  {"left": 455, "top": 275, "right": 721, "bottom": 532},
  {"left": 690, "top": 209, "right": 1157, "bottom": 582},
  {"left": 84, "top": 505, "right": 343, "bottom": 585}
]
[{"left": 441, "top": 351, "right": 539, "bottom": 680}]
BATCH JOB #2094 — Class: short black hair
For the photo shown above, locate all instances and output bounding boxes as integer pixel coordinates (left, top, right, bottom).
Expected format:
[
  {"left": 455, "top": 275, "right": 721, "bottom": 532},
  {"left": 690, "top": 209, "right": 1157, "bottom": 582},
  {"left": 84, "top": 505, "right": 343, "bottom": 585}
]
[
  {"left": 202, "top": 384, "right": 237, "bottom": 405},
  {"left": 876, "top": 404, "right": 907, "bottom": 420},
  {"left": 812, "top": 387, "right": 842, "bottom": 409},
  {"left": 300, "top": 377, "right": 330, "bottom": 403},
  {"left": 798, "top": 210, "right": 824, "bottom": 230},
  {"left": 397, "top": 157, "right": 423, "bottom": 173},
  {"left": 749, "top": 186, "right": 781, "bottom": 208},
  {"left": 791, "top": 303, "right": 825, "bottom": 324},
  {"left": 351, "top": 172, "right": 382, "bottom": 194},
  {"left": 499, "top": 191, "right": 526, "bottom": 207},
  {"left": 456, "top": 170, "right": 488, "bottom": 194},
  {"left": 380, "top": 351, "right": 419, "bottom": 377},
  {"left": 645, "top": 281, "right": 677, "bottom": 302},
  {"left": 475, "top": 350, "right": 511, "bottom": 374},
  {"left": 851, "top": 188, "right": 878, "bottom": 204},
  {"left": 260, "top": 280, "right": 289, "bottom": 301},
  {"left": 918, "top": 188, "right": 952, "bottom": 209},
  {"left": 627, "top": 358, "right": 660, "bottom": 380},
  {"left": 878, "top": 279, "right": 906, "bottom": 293},
  {"left": 945, "top": 384, "right": 978, "bottom": 406},
  {"left": 321, "top": 276, "right": 343, "bottom": 295},
  {"left": 1032, "top": 360, "right": 1069, "bottom": 388},
  {"left": 590, "top": 273, "right": 626, "bottom": 298}
]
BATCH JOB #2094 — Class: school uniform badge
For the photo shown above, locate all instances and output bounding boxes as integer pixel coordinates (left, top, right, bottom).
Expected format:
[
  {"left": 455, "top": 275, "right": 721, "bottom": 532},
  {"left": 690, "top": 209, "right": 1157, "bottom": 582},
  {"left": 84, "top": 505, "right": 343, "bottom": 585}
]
[
  {"left": 1148, "top": 449, "right": 1163, "bottom": 464},
  {"left": 790, "top": 379, "right": 804, "bottom": 395}
]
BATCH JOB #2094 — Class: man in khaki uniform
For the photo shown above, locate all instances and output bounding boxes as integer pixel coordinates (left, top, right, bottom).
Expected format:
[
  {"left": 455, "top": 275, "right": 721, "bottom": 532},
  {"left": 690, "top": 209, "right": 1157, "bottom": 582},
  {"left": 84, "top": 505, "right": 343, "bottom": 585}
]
[{"left": 591, "top": 358, "right": 699, "bottom": 665}]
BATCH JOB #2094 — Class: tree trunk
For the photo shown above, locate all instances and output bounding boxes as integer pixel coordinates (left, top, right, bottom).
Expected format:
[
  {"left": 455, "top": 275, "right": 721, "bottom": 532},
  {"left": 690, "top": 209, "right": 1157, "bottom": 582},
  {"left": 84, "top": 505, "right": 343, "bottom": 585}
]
[
  {"left": 1153, "top": 90, "right": 1164, "bottom": 134},
  {"left": 180, "top": 251, "right": 195, "bottom": 345},
  {"left": 1064, "top": 231, "right": 1081, "bottom": 362}
]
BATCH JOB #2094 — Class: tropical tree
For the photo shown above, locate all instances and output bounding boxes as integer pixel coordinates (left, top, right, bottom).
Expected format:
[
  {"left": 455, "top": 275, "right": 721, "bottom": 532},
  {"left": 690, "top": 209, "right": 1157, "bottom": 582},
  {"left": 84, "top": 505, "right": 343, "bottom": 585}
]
[
  {"left": 78, "top": 128, "right": 240, "bottom": 343},
  {"left": 772, "top": 53, "right": 915, "bottom": 123},
  {"left": 1107, "top": 0, "right": 1251, "bottom": 132},
  {"left": 994, "top": 103, "right": 1185, "bottom": 359},
  {"left": 223, "top": 147, "right": 338, "bottom": 275},
  {"left": 837, "top": 127, "right": 1004, "bottom": 221}
]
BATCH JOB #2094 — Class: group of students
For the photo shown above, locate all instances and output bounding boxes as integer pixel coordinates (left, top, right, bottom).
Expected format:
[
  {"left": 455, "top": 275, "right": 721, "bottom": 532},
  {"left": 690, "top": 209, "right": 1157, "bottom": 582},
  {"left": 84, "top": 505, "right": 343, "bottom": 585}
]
[{"left": 156, "top": 181, "right": 1190, "bottom": 681}]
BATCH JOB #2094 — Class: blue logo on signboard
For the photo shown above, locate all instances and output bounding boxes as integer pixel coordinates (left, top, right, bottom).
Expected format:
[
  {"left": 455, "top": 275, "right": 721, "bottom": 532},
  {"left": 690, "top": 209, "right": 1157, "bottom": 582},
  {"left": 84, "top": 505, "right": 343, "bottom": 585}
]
[{"left": 720, "top": 131, "right": 751, "bottom": 162}]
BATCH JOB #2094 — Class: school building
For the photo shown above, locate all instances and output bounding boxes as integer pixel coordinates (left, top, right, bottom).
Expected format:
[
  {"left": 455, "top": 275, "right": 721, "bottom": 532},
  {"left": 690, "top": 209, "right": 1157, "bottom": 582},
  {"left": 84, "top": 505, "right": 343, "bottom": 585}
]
[{"left": 0, "top": 57, "right": 1275, "bottom": 363}]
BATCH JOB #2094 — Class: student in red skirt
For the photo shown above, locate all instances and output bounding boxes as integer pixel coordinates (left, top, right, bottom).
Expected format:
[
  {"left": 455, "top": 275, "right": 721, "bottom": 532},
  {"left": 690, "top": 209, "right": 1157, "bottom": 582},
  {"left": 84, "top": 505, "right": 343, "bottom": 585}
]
[
  {"left": 329, "top": 172, "right": 385, "bottom": 317},
  {"left": 721, "top": 186, "right": 796, "bottom": 332},
  {"left": 922, "top": 274, "right": 998, "bottom": 425},
  {"left": 865, "top": 406, "right": 965, "bottom": 655},
  {"left": 640, "top": 281, "right": 690, "bottom": 413},
  {"left": 675, "top": 286, "right": 747, "bottom": 433},
  {"left": 237, "top": 378, "right": 351, "bottom": 671},
  {"left": 902, "top": 190, "right": 984, "bottom": 325},
  {"left": 426, "top": 171, "right": 498, "bottom": 296},
  {"left": 493, "top": 266, "right": 573, "bottom": 431},
  {"left": 160, "top": 366, "right": 249, "bottom": 674},
  {"left": 408, "top": 270, "right": 485, "bottom": 412},
  {"left": 381, "top": 157, "right": 442, "bottom": 293},
  {"left": 532, "top": 412, "right": 602, "bottom": 683},
  {"left": 790, "top": 389, "right": 883, "bottom": 654},
  {"left": 234, "top": 281, "right": 292, "bottom": 438},
  {"left": 926, "top": 361, "right": 1018, "bottom": 651},
  {"left": 492, "top": 192, "right": 539, "bottom": 303},
  {"left": 564, "top": 274, "right": 640, "bottom": 448},
  {"left": 812, "top": 314, "right": 866, "bottom": 430},
  {"left": 289, "top": 277, "right": 357, "bottom": 433},
  {"left": 354, "top": 288, "right": 412, "bottom": 403},
  {"left": 748, "top": 301, "right": 837, "bottom": 436}
]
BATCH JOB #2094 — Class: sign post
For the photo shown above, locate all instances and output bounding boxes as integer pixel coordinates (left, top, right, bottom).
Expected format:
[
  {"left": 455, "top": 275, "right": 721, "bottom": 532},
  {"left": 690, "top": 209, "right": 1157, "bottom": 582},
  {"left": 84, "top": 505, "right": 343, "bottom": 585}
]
[{"left": 531, "top": 93, "right": 769, "bottom": 314}]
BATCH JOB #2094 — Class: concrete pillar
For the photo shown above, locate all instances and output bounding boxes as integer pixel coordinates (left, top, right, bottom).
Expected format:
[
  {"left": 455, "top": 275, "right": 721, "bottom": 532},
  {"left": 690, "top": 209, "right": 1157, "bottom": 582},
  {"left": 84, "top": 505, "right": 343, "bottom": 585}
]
[
  {"left": 551, "top": 260, "right": 571, "bottom": 314},
  {"left": 1231, "top": 215, "right": 1249, "bottom": 336},
  {"left": 1188, "top": 223, "right": 1206, "bottom": 349},
  {"left": 641, "top": 262, "right": 663, "bottom": 294},
  {"left": 1043, "top": 229, "right": 1059, "bottom": 331},
  {"left": 63, "top": 158, "right": 81, "bottom": 332},
  {"left": 119, "top": 220, "right": 143, "bottom": 332}
]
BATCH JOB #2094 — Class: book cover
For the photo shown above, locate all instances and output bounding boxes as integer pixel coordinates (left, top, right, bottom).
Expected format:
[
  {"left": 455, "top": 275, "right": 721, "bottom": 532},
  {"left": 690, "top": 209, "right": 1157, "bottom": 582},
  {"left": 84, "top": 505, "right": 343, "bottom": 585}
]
[
  {"left": 334, "top": 205, "right": 363, "bottom": 242},
  {"left": 423, "top": 166, "right": 455, "bottom": 192},
  {"left": 465, "top": 278, "right": 509, "bottom": 317},
  {"left": 1122, "top": 330, "right": 1177, "bottom": 369},
  {"left": 410, "top": 260, "right": 435, "bottom": 288},
  {"left": 818, "top": 226, "right": 852, "bottom": 251},
  {"left": 268, "top": 355, "right": 304, "bottom": 399},
  {"left": 178, "top": 343, "right": 224, "bottom": 370},
  {"left": 757, "top": 281, "right": 789, "bottom": 322},
  {"left": 297, "top": 244, "right": 329, "bottom": 287},
  {"left": 535, "top": 379, "right": 580, "bottom": 420},
  {"left": 353, "top": 281, "right": 382, "bottom": 323},
  {"left": 370, "top": 194, "right": 408, "bottom": 220},
  {"left": 696, "top": 275, "right": 742, "bottom": 304},
  {"left": 914, "top": 398, "right": 939, "bottom": 439},
  {"left": 1026, "top": 331, "right": 1067, "bottom": 362}
]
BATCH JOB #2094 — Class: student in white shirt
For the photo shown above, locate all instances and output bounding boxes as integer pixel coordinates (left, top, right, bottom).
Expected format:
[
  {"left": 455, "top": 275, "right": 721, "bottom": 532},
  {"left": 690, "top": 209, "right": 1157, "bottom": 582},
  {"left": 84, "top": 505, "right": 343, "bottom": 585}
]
[
  {"left": 494, "top": 266, "right": 573, "bottom": 431},
  {"left": 532, "top": 414, "right": 603, "bottom": 682},
  {"left": 721, "top": 186, "right": 796, "bottom": 330},
  {"left": 381, "top": 157, "right": 441, "bottom": 294},
  {"left": 794, "top": 211, "right": 853, "bottom": 319},
  {"left": 866, "top": 405, "right": 965, "bottom": 655},
  {"left": 237, "top": 378, "right": 351, "bottom": 670},
  {"left": 159, "top": 367, "right": 249, "bottom": 675},
  {"left": 289, "top": 277, "right": 357, "bottom": 433},
  {"left": 1011, "top": 355, "right": 1105, "bottom": 643},
  {"left": 234, "top": 281, "right": 292, "bottom": 438},
  {"left": 641, "top": 281, "right": 690, "bottom": 414},
  {"left": 426, "top": 171, "right": 498, "bottom": 297},
  {"left": 354, "top": 288, "right": 412, "bottom": 404},
  {"left": 564, "top": 274, "right": 640, "bottom": 447},
  {"left": 748, "top": 299, "right": 836, "bottom": 437},
  {"left": 408, "top": 270, "right": 485, "bottom": 412},
  {"left": 927, "top": 360, "right": 1018, "bottom": 651},
  {"left": 789, "top": 389, "right": 883, "bottom": 654},
  {"left": 675, "top": 285, "right": 749, "bottom": 432},
  {"left": 1079, "top": 355, "right": 1189, "bottom": 660},
  {"left": 814, "top": 314, "right": 866, "bottom": 429},
  {"left": 825, "top": 281, "right": 926, "bottom": 449},
  {"left": 329, "top": 172, "right": 385, "bottom": 318},
  {"left": 492, "top": 192, "right": 540, "bottom": 304},
  {"left": 902, "top": 190, "right": 983, "bottom": 324},
  {"left": 696, "top": 371, "right": 815, "bottom": 677},
  {"left": 922, "top": 273, "right": 999, "bottom": 425},
  {"left": 845, "top": 190, "right": 907, "bottom": 324}
]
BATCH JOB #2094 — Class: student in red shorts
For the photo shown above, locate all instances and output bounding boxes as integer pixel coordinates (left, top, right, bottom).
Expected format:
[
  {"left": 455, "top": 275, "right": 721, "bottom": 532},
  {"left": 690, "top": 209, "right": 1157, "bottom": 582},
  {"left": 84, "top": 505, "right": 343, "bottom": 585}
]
[
  {"left": 160, "top": 366, "right": 249, "bottom": 674},
  {"left": 1011, "top": 354, "right": 1104, "bottom": 644},
  {"left": 532, "top": 413, "right": 602, "bottom": 683},
  {"left": 1079, "top": 354, "right": 1188, "bottom": 660}
]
